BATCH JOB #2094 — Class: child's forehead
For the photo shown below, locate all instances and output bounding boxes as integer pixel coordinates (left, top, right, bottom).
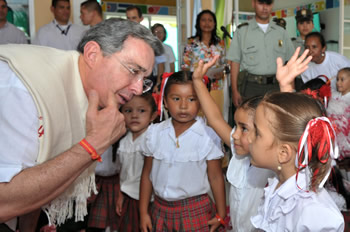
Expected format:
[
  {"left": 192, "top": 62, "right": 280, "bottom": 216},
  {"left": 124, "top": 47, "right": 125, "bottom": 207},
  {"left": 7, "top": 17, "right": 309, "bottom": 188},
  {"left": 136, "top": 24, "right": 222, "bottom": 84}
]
[{"left": 338, "top": 69, "right": 350, "bottom": 77}]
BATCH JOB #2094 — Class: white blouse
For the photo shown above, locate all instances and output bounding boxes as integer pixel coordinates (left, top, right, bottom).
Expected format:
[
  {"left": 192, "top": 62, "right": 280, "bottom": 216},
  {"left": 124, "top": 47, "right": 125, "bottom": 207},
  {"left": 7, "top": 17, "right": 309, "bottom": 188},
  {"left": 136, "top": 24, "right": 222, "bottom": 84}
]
[
  {"left": 142, "top": 117, "right": 223, "bottom": 201},
  {"left": 251, "top": 170, "right": 344, "bottom": 231},
  {"left": 118, "top": 131, "right": 147, "bottom": 200}
]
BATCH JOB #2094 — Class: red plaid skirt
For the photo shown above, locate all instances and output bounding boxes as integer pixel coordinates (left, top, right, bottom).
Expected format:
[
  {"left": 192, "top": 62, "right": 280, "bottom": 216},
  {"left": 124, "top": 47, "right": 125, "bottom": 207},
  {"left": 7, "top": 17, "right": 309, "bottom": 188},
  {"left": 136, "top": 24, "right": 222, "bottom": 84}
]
[
  {"left": 152, "top": 194, "right": 223, "bottom": 232},
  {"left": 87, "top": 174, "right": 119, "bottom": 230},
  {"left": 118, "top": 193, "right": 140, "bottom": 232}
]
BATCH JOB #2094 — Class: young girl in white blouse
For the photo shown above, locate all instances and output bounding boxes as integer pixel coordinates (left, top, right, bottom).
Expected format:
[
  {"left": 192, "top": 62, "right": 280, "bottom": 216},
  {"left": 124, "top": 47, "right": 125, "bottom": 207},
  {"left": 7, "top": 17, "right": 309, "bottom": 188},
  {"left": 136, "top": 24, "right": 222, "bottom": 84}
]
[
  {"left": 139, "top": 71, "right": 226, "bottom": 232},
  {"left": 249, "top": 92, "right": 344, "bottom": 231},
  {"left": 116, "top": 93, "right": 158, "bottom": 232}
]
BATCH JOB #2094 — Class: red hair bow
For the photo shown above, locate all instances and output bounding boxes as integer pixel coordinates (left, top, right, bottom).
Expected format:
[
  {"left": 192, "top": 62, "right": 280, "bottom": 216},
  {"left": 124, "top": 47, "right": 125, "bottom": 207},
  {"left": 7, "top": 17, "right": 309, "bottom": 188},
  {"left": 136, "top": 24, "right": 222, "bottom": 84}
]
[{"left": 296, "top": 117, "right": 339, "bottom": 191}]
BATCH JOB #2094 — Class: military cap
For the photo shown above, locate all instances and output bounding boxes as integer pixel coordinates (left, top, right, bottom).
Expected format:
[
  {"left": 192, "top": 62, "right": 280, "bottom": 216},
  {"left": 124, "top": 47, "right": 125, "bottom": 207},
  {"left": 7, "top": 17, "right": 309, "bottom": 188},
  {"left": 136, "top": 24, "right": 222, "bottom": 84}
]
[
  {"left": 295, "top": 9, "right": 313, "bottom": 23},
  {"left": 257, "top": 0, "right": 273, "bottom": 4}
]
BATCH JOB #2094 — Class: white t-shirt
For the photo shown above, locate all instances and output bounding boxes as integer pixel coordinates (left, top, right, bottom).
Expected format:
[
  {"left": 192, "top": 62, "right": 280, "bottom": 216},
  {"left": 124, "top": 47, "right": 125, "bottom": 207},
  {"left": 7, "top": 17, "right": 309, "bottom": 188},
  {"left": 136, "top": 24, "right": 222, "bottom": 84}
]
[
  {"left": 0, "top": 22, "right": 27, "bottom": 44},
  {"left": 0, "top": 60, "right": 39, "bottom": 183},
  {"left": 32, "top": 20, "right": 86, "bottom": 51},
  {"left": 301, "top": 51, "right": 350, "bottom": 90},
  {"left": 227, "top": 128, "right": 275, "bottom": 232},
  {"left": 118, "top": 130, "right": 147, "bottom": 200},
  {"left": 163, "top": 43, "right": 176, "bottom": 73},
  {"left": 141, "top": 117, "right": 223, "bottom": 201},
  {"left": 251, "top": 171, "right": 344, "bottom": 231}
]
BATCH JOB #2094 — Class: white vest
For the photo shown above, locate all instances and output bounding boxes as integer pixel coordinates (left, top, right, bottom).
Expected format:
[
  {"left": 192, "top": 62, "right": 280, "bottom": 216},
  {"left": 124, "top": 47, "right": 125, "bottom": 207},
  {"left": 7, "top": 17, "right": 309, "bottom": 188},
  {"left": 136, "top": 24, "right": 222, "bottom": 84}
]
[{"left": 0, "top": 44, "right": 97, "bottom": 225}]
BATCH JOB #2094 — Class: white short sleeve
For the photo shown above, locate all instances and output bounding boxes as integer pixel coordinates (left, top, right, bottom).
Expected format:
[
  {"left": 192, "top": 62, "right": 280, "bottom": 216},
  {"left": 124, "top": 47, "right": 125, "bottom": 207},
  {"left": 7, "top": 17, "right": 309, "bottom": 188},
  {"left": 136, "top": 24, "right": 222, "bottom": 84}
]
[{"left": 0, "top": 61, "right": 39, "bottom": 182}]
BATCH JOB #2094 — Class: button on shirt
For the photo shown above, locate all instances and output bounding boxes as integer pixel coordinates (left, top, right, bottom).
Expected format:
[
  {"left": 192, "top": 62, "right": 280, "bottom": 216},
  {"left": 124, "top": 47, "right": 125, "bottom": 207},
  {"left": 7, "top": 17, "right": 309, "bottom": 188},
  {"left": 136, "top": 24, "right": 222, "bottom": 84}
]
[
  {"left": 0, "top": 22, "right": 27, "bottom": 44},
  {"left": 141, "top": 117, "right": 223, "bottom": 201},
  {"left": 32, "top": 20, "right": 86, "bottom": 50},
  {"left": 251, "top": 171, "right": 344, "bottom": 231},
  {"left": 227, "top": 18, "right": 295, "bottom": 75}
]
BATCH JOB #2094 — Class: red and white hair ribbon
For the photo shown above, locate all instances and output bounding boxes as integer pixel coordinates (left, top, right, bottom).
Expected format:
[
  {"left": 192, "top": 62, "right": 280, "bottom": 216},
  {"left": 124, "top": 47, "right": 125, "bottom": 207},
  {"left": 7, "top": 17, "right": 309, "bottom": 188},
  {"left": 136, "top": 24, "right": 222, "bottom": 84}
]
[
  {"left": 296, "top": 117, "right": 339, "bottom": 190},
  {"left": 158, "top": 72, "right": 173, "bottom": 121}
]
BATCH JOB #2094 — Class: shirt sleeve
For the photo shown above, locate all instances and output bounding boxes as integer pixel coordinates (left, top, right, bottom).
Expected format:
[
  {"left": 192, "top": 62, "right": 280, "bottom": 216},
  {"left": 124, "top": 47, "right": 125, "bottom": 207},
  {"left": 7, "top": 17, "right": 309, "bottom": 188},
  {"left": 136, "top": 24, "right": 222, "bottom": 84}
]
[
  {"left": 166, "top": 45, "right": 176, "bottom": 63},
  {"left": 0, "top": 61, "right": 39, "bottom": 182},
  {"left": 295, "top": 204, "right": 344, "bottom": 231},
  {"left": 226, "top": 28, "right": 243, "bottom": 63},
  {"left": 204, "top": 126, "right": 224, "bottom": 160}
]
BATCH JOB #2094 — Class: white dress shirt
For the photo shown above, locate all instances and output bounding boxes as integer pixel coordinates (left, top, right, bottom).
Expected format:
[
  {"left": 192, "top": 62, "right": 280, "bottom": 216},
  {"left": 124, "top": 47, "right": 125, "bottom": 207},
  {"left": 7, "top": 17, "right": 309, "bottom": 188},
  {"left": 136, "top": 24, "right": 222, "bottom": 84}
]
[
  {"left": 141, "top": 117, "right": 223, "bottom": 201},
  {"left": 0, "top": 60, "right": 38, "bottom": 183},
  {"left": 32, "top": 20, "right": 86, "bottom": 50}
]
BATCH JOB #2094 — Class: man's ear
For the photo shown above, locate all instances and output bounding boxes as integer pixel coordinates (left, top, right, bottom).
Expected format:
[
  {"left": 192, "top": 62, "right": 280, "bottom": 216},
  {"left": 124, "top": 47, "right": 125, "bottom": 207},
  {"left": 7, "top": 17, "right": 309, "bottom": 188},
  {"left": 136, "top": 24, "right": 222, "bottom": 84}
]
[
  {"left": 50, "top": 6, "right": 55, "bottom": 14},
  {"left": 278, "top": 143, "right": 295, "bottom": 165},
  {"left": 83, "top": 41, "right": 101, "bottom": 69}
]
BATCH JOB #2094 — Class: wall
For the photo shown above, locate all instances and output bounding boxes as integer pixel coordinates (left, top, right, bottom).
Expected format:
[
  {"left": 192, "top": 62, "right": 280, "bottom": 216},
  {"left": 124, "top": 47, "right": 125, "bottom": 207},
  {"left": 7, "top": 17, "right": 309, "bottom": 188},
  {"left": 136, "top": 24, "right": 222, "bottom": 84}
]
[{"left": 33, "top": 0, "right": 75, "bottom": 33}]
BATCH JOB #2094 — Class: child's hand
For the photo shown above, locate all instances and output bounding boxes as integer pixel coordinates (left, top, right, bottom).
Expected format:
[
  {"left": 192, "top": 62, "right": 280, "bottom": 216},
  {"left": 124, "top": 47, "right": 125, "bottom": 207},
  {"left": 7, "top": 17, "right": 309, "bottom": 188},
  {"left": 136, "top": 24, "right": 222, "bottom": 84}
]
[
  {"left": 193, "top": 56, "right": 220, "bottom": 81},
  {"left": 276, "top": 47, "right": 312, "bottom": 92},
  {"left": 208, "top": 216, "right": 222, "bottom": 232},
  {"left": 140, "top": 213, "right": 152, "bottom": 232},
  {"left": 116, "top": 192, "right": 124, "bottom": 216}
]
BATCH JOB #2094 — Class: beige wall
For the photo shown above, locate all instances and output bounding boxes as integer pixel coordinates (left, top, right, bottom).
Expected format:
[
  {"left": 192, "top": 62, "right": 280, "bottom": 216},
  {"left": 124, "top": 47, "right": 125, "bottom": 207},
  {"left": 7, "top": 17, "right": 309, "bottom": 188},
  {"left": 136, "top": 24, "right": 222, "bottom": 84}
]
[{"left": 34, "top": 0, "right": 74, "bottom": 33}]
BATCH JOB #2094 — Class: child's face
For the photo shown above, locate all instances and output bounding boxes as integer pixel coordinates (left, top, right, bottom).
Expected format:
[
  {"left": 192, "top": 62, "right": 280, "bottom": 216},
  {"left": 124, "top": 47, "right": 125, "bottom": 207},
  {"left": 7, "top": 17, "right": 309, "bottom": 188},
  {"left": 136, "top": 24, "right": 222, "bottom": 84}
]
[
  {"left": 249, "top": 104, "right": 279, "bottom": 170},
  {"left": 336, "top": 70, "right": 350, "bottom": 95},
  {"left": 164, "top": 82, "right": 200, "bottom": 127},
  {"left": 232, "top": 108, "right": 255, "bottom": 156},
  {"left": 121, "top": 96, "right": 156, "bottom": 139}
]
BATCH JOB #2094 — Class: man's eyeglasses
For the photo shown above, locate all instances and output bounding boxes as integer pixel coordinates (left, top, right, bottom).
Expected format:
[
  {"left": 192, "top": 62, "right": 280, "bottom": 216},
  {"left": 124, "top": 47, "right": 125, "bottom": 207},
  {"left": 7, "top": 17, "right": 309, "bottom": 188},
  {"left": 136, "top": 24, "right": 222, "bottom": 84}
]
[{"left": 114, "top": 56, "right": 153, "bottom": 93}]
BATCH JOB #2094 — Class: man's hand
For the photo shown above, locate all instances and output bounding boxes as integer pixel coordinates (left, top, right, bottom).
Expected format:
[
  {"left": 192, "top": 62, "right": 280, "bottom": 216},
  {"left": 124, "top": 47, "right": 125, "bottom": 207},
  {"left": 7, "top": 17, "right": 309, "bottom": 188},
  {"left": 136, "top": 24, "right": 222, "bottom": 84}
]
[
  {"left": 85, "top": 90, "right": 126, "bottom": 155},
  {"left": 277, "top": 47, "right": 312, "bottom": 92},
  {"left": 232, "top": 90, "right": 242, "bottom": 107}
]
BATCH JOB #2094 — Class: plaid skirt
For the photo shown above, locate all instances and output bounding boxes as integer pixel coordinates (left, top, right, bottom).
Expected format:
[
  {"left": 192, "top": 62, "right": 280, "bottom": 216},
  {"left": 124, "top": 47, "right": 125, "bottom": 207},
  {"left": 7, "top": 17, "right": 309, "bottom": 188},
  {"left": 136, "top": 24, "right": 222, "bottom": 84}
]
[
  {"left": 87, "top": 174, "right": 119, "bottom": 230},
  {"left": 118, "top": 193, "right": 140, "bottom": 232},
  {"left": 152, "top": 194, "right": 223, "bottom": 232}
]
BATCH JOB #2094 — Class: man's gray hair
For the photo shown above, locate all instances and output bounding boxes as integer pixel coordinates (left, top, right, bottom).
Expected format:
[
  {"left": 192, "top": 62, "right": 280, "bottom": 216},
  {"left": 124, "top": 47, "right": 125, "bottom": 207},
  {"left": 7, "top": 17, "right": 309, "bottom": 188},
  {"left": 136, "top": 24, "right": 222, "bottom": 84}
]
[{"left": 77, "top": 18, "right": 163, "bottom": 56}]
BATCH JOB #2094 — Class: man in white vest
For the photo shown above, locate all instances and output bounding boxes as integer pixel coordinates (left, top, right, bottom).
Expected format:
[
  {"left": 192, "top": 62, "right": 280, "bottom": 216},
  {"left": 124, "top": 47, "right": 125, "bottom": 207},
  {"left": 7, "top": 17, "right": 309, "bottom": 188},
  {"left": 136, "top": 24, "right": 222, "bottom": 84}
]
[{"left": 0, "top": 18, "right": 163, "bottom": 230}]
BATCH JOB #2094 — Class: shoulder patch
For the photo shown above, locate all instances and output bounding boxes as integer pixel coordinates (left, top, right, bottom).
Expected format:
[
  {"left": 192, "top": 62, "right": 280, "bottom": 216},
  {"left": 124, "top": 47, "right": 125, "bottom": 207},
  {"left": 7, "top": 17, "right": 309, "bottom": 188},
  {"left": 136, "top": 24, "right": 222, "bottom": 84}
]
[{"left": 237, "top": 22, "right": 248, "bottom": 29}]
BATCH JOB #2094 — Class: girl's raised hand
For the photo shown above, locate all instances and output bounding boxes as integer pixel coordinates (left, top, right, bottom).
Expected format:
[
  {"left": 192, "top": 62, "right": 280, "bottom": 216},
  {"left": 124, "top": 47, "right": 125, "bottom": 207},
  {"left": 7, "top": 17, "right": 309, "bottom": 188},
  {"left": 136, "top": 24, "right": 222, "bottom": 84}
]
[
  {"left": 276, "top": 47, "right": 312, "bottom": 92},
  {"left": 193, "top": 56, "right": 220, "bottom": 81}
]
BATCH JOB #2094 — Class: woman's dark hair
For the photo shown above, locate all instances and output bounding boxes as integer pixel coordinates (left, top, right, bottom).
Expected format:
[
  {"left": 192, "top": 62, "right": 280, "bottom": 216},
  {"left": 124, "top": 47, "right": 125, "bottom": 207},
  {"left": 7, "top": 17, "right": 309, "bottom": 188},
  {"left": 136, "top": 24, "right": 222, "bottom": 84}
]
[
  {"left": 164, "top": 71, "right": 210, "bottom": 97},
  {"left": 300, "top": 77, "right": 326, "bottom": 91},
  {"left": 193, "top": 10, "right": 220, "bottom": 46},
  {"left": 305, "top": 32, "right": 326, "bottom": 48},
  {"left": 151, "top": 23, "right": 167, "bottom": 42}
]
